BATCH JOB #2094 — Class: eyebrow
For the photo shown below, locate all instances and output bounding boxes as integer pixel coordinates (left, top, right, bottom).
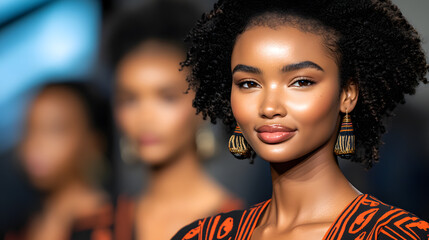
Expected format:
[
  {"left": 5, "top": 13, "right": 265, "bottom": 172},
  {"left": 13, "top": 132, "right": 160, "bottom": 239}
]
[
  {"left": 282, "top": 61, "right": 324, "bottom": 72},
  {"left": 159, "top": 86, "right": 182, "bottom": 93},
  {"left": 232, "top": 64, "right": 262, "bottom": 74},
  {"left": 232, "top": 61, "right": 324, "bottom": 75}
]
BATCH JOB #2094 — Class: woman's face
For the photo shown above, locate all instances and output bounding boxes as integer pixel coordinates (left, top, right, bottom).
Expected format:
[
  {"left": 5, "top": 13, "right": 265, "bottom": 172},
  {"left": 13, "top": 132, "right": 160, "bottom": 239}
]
[
  {"left": 21, "top": 88, "right": 95, "bottom": 190},
  {"left": 231, "top": 26, "right": 344, "bottom": 163},
  {"left": 115, "top": 42, "right": 200, "bottom": 165}
]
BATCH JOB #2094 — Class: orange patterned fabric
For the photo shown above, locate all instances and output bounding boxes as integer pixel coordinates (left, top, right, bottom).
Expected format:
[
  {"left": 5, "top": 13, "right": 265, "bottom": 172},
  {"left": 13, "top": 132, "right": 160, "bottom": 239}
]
[{"left": 172, "top": 194, "right": 429, "bottom": 240}]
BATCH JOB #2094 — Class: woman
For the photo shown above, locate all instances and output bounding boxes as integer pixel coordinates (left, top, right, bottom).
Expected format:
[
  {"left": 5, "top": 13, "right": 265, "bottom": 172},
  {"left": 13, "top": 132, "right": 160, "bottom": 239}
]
[
  {"left": 106, "top": 1, "right": 243, "bottom": 239},
  {"left": 7, "top": 82, "right": 113, "bottom": 240},
  {"left": 173, "top": 0, "right": 429, "bottom": 239}
]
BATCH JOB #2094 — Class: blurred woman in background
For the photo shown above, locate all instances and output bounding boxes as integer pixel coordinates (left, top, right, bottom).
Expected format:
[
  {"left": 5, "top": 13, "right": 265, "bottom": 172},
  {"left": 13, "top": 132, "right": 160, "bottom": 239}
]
[
  {"left": 106, "top": 1, "right": 243, "bottom": 239},
  {"left": 6, "top": 82, "right": 113, "bottom": 240}
]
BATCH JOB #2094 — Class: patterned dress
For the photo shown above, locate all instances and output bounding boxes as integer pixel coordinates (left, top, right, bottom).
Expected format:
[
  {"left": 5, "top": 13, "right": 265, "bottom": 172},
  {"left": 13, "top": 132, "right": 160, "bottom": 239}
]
[{"left": 172, "top": 194, "right": 429, "bottom": 240}]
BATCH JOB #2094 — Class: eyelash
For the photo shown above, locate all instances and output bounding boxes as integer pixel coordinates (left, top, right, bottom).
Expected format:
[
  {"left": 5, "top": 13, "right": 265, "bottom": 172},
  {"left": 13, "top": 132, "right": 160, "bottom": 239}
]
[
  {"left": 237, "top": 77, "right": 315, "bottom": 89},
  {"left": 162, "top": 94, "right": 179, "bottom": 103},
  {"left": 290, "top": 78, "right": 315, "bottom": 87},
  {"left": 117, "top": 95, "right": 137, "bottom": 106},
  {"left": 238, "top": 80, "right": 261, "bottom": 89}
]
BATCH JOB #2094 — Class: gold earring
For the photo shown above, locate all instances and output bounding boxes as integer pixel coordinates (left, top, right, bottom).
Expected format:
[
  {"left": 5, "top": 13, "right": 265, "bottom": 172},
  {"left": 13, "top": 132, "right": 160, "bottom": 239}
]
[
  {"left": 228, "top": 125, "right": 252, "bottom": 160},
  {"left": 196, "top": 122, "right": 216, "bottom": 160},
  {"left": 334, "top": 110, "right": 355, "bottom": 159}
]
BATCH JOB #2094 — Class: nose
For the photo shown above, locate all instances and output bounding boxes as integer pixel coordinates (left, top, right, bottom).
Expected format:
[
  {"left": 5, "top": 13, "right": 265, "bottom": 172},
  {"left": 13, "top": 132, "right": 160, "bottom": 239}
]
[
  {"left": 259, "top": 86, "right": 287, "bottom": 119},
  {"left": 140, "top": 100, "right": 156, "bottom": 123}
]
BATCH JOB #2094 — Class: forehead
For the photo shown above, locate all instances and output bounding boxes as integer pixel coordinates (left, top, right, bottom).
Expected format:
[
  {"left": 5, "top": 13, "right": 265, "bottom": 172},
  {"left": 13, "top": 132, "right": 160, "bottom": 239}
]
[
  {"left": 30, "top": 88, "right": 87, "bottom": 123},
  {"left": 232, "top": 26, "right": 337, "bottom": 70},
  {"left": 117, "top": 46, "right": 188, "bottom": 89}
]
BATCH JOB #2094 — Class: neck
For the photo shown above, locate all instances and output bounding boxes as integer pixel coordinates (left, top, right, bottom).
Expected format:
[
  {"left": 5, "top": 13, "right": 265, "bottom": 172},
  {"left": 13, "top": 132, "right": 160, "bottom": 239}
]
[
  {"left": 144, "top": 147, "right": 207, "bottom": 199},
  {"left": 266, "top": 146, "right": 359, "bottom": 227}
]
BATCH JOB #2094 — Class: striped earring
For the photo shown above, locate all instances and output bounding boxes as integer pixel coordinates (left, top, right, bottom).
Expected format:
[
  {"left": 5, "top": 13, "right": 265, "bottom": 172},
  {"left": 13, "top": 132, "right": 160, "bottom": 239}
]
[
  {"left": 334, "top": 111, "right": 355, "bottom": 159},
  {"left": 228, "top": 125, "right": 252, "bottom": 160}
]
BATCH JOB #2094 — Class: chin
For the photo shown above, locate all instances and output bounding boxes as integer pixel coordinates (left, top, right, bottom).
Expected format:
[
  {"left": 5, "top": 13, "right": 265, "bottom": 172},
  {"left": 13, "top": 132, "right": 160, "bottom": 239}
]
[
  {"left": 139, "top": 155, "right": 169, "bottom": 166},
  {"left": 30, "top": 177, "right": 56, "bottom": 191},
  {"left": 251, "top": 143, "right": 309, "bottom": 163},
  {"left": 257, "top": 151, "right": 297, "bottom": 163},
  {"left": 138, "top": 150, "right": 173, "bottom": 167}
]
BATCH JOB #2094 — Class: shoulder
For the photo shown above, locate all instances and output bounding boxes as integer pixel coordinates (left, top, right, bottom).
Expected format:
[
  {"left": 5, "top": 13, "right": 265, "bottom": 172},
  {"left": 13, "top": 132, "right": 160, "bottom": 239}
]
[
  {"left": 217, "top": 194, "right": 245, "bottom": 213},
  {"left": 171, "top": 209, "right": 247, "bottom": 240},
  {"left": 327, "top": 194, "right": 429, "bottom": 240},
  {"left": 172, "top": 200, "right": 270, "bottom": 240},
  {"left": 369, "top": 196, "right": 429, "bottom": 240}
]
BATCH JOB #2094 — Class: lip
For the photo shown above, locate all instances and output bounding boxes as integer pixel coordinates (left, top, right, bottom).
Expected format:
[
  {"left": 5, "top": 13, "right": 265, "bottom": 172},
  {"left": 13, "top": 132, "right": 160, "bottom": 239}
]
[
  {"left": 139, "top": 134, "right": 162, "bottom": 145},
  {"left": 256, "top": 124, "right": 296, "bottom": 144},
  {"left": 25, "top": 158, "right": 51, "bottom": 178}
]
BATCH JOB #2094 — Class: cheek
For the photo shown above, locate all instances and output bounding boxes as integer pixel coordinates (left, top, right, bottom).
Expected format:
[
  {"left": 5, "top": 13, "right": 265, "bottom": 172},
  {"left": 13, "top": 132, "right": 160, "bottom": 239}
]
[
  {"left": 288, "top": 86, "right": 340, "bottom": 140},
  {"left": 161, "top": 98, "right": 199, "bottom": 142},
  {"left": 115, "top": 105, "right": 140, "bottom": 138},
  {"left": 231, "top": 88, "right": 259, "bottom": 127},
  {"left": 51, "top": 130, "right": 84, "bottom": 167},
  {"left": 23, "top": 129, "right": 83, "bottom": 179}
]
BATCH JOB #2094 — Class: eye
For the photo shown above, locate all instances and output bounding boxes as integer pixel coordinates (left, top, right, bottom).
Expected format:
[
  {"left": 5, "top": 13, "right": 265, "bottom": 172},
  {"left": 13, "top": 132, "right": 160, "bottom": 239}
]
[
  {"left": 290, "top": 78, "right": 315, "bottom": 87},
  {"left": 239, "top": 80, "right": 261, "bottom": 89},
  {"left": 117, "top": 94, "right": 138, "bottom": 107},
  {"left": 162, "top": 94, "right": 179, "bottom": 103}
]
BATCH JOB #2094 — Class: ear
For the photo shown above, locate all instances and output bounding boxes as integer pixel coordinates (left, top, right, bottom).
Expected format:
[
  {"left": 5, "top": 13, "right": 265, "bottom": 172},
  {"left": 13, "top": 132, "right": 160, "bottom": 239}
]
[{"left": 340, "top": 79, "right": 359, "bottom": 113}]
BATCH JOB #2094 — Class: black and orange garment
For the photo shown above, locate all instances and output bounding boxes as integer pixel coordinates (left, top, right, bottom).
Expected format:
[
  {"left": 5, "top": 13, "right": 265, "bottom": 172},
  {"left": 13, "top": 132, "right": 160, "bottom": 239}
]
[{"left": 172, "top": 194, "right": 429, "bottom": 240}]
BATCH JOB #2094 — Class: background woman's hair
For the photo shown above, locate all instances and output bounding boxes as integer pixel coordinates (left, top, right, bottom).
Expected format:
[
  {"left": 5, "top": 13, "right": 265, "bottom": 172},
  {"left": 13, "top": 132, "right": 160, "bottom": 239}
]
[
  {"left": 181, "top": 0, "right": 428, "bottom": 168},
  {"left": 39, "top": 81, "right": 112, "bottom": 137},
  {"left": 105, "top": 0, "right": 201, "bottom": 68}
]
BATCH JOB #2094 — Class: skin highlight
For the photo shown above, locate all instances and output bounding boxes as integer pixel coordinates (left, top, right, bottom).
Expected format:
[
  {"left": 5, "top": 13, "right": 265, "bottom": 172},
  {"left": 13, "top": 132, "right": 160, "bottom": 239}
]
[{"left": 230, "top": 26, "right": 359, "bottom": 239}]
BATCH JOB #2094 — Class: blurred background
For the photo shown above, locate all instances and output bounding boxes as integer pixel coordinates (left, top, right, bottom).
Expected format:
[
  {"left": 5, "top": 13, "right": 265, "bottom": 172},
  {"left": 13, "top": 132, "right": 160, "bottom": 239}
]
[{"left": 0, "top": 0, "right": 428, "bottom": 236}]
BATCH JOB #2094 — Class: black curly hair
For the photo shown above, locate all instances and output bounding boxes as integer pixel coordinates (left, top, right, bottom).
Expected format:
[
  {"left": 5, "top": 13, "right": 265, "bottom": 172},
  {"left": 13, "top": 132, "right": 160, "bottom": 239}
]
[{"left": 181, "top": 0, "right": 428, "bottom": 168}]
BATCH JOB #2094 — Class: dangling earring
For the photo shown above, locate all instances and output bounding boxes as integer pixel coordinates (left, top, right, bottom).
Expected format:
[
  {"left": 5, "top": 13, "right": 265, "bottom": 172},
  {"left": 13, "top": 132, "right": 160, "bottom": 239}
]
[
  {"left": 228, "top": 125, "right": 252, "bottom": 160},
  {"left": 196, "top": 122, "right": 216, "bottom": 160},
  {"left": 334, "top": 110, "right": 355, "bottom": 159},
  {"left": 119, "top": 137, "right": 140, "bottom": 164}
]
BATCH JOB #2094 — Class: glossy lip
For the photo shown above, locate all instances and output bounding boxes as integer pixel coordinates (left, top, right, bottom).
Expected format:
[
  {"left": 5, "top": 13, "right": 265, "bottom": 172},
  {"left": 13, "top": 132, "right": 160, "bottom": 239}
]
[
  {"left": 139, "top": 134, "right": 162, "bottom": 146},
  {"left": 256, "top": 124, "right": 296, "bottom": 144}
]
